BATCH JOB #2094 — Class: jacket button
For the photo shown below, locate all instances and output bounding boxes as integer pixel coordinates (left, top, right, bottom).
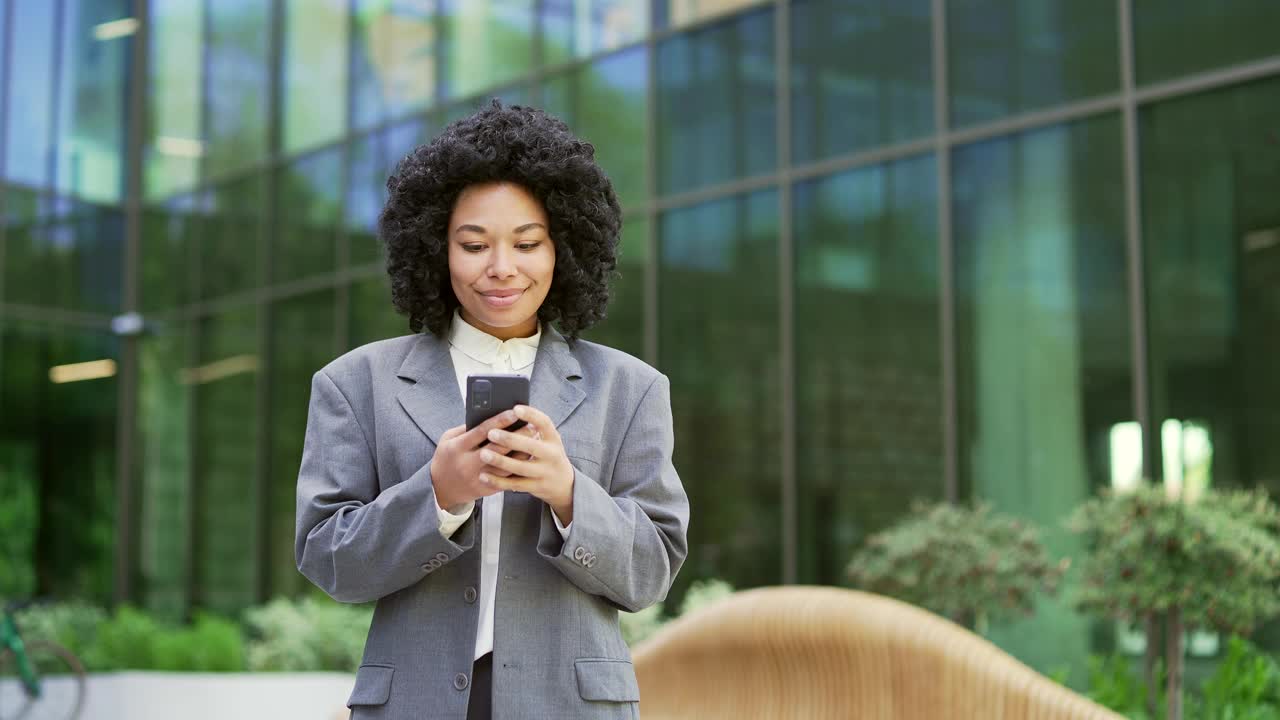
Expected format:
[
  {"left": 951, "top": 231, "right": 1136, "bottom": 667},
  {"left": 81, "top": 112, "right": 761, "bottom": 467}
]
[
  {"left": 454, "top": 673, "right": 469, "bottom": 690},
  {"left": 464, "top": 586, "right": 478, "bottom": 603},
  {"left": 435, "top": 552, "right": 450, "bottom": 563}
]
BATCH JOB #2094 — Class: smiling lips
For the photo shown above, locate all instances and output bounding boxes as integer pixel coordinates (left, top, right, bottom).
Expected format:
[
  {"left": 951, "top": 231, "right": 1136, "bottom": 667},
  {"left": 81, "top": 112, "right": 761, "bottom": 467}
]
[{"left": 479, "top": 288, "right": 525, "bottom": 308}]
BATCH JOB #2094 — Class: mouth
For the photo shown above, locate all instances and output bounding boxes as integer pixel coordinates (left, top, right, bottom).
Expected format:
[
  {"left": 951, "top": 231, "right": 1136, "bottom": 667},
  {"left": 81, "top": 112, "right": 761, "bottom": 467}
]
[{"left": 477, "top": 288, "right": 525, "bottom": 308}]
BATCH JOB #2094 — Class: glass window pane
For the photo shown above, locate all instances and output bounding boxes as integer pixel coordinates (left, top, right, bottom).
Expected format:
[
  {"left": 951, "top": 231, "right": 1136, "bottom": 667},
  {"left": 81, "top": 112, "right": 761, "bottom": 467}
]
[
  {"left": 352, "top": 0, "right": 438, "bottom": 130},
  {"left": 57, "top": 0, "right": 130, "bottom": 203},
  {"left": 537, "top": 47, "right": 648, "bottom": 210},
  {"left": 347, "top": 119, "right": 427, "bottom": 266},
  {"left": 793, "top": 154, "right": 941, "bottom": 585},
  {"left": 440, "top": 0, "right": 535, "bottom": 100},
  {"left": 349, "top": 273, "right": 408, "bottom": 348},
  {"left": 659, "top": 189, "right": 779, "bottom": 602},
  {"left": 541, "top": 0, "right": 647, "bottom": 64},
  {"left": 583, "top": 215, "right": 646, "bottom": 358},
  {"left": 141, "top": 195, "right": 199, "bottom": 312},
  {"left": 5, "top": 2, "right": 57, "bottom": 188},
  {"left": 1134, "top": 1, "right": 1280, "bottom": 85},
  {"left": 790, "top": 0, "right": 933, "bottom": 163},
  {"left": 193, "top": 307, "right": 259, "bottom": 611},
  {"left": 658, "top": 0, "right": 769, "bottom": 29},
  {"left": 953, "top": 115, "right": 1130, "bottom": 677},
  {"left": 657, "top": 7, "right": 775, "bottom": 196},
  {"left": 268, "top": 291, "right": 336, "bottom": 598},
  {"left": 948, "top": 0, "right": 1118, "bottom": 128},
  {"left": 3, "top": 199, "right": 124, "bottom": 313},
  {"left": 137, "top": 320, "right": 194, "bottom": 617},
  {"left": 284, "top": 0, "right": 349, "bottom": 153},
  {"left": 274, "top": 149, "right": 342, "bottom": 284},
  {"left": 206, "top": 0, "right": 271, "bottom": 181},
  {"left": 0, "top": 321, "right": 119, "bottom": 603},
  {"left": 200, "top": 176, "right": 263, "bottom": 301},
  {"left": 147, "top": 0, "right": 204, "bottom": 201},
  {"left": 1141, "top": 77, "right": 1280, "bottom": 501}
]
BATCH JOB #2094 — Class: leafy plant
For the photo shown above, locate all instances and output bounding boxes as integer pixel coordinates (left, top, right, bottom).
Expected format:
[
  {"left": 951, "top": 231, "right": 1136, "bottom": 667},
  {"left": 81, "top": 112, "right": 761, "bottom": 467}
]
[
  {"left": 80, "top": 606, "right": 246, "bottom": 672},
  {"left": 846, "top": 501, "right": 1067, "bottom": 628},
  {"left": 1193, "top": 638, "right": 1280, "bottom": 719},
  {"left": 243, "top": 596, "right": 372, "bottom": 672},
  {"left": 1069, "top": 485, "right": 1280, "bottom": 720}
]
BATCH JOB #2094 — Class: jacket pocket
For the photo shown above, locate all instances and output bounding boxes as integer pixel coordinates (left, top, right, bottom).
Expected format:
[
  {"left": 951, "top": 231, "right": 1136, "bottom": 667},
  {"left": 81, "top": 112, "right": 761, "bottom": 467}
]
[
  {"left": 347, "top": 663, "right": 395, "bottom": 707},
  {"left": 575, "top": 658, "right": 640, "bottom": 702}
]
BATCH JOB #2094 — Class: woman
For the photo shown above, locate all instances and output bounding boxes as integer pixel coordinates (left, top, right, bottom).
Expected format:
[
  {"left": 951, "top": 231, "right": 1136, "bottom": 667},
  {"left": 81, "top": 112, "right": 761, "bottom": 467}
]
[{"left": 295, "top": 101, "right": 690, "bottom": 720}]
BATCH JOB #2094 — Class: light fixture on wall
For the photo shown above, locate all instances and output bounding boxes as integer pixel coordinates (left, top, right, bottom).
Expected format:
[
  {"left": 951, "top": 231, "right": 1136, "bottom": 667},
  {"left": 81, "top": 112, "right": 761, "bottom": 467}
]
[
  {"left": 93, "top": 17, "right": 139, "bottom": 41},
  {"left": 50, "top": 359, "right": 118, "bottom": 384}
]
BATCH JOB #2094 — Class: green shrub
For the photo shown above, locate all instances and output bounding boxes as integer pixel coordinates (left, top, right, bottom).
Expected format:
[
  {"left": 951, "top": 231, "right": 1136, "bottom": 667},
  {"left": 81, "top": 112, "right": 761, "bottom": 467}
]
[
  {"left": 1192, "top": 638, "right": 1280, "bottom": 719},
  {"left": 619, "top": 604, "right": 666, "bottom": 646},
  {"left": 847, "top": 501, "right": 1067, "bottom": 627},
  {"left": 80, "top": 606, "right": 246, "bottom": 672},
  {"left": 12, "top": 601, "right": 107, "bottom": 655},
  {"left": 244, "top": 596, "right": 372, "bottom": 672}
]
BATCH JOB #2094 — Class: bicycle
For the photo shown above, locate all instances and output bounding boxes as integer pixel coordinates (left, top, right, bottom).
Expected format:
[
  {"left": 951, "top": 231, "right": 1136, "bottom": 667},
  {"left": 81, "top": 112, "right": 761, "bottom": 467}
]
[{"left": 0, "top": 600, "right": 86, "bottom": 720}]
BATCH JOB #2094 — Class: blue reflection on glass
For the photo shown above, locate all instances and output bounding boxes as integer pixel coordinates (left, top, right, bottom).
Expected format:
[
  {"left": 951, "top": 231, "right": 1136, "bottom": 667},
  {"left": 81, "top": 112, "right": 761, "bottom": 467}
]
[{"left": 6, "top": 2, "right": 57, "bottom": 188}]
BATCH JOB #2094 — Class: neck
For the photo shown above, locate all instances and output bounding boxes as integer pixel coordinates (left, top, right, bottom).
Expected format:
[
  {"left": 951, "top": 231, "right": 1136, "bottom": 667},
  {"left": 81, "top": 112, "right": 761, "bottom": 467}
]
[{"left": 459, "top": 310, "right": 539, "bottom": 341}]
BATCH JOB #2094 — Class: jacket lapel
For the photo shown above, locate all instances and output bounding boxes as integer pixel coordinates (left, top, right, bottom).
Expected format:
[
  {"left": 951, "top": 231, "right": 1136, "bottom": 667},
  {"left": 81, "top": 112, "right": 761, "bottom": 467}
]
[
  {"left": 528, "top": 325, "right": 586, "bottom": 430},
  {"left": 395, "top": 332, "right": 463, "bottom": 446}
]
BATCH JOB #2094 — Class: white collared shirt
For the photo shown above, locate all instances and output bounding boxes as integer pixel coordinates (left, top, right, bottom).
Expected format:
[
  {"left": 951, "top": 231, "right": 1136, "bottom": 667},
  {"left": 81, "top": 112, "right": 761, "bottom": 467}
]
[{"left": 436, "top": 310, "right": 572, "bottom": 660}]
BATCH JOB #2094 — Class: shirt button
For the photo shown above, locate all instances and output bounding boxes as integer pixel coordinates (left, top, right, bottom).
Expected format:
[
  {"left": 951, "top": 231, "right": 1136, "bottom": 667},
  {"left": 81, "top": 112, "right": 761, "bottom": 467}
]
[
  {"left": 454, "top": 673, "right": 469, "bottom": 691},
  {"left": 464, "top": 586, "right": 478, "bottom": 604}
]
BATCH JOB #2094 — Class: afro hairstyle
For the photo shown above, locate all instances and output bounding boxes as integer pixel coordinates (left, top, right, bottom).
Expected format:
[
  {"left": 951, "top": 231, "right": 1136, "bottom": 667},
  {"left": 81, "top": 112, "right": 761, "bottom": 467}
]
[{"left": 378, "top": 100, "right": 623, "bottom": 341}]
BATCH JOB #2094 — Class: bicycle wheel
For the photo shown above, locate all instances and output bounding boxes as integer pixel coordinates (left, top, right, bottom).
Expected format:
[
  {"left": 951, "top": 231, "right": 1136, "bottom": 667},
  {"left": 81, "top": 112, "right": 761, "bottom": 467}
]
[{"left": 0, "top": 641, "right": 86, "bottom": 720}]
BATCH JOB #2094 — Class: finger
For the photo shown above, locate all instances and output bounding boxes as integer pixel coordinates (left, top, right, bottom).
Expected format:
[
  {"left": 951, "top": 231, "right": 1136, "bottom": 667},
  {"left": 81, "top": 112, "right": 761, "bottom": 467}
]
[
  {"left": 439, "top": 425, "right": 467, "bottom": 443},
  {"left": 513, "top": 405, "right": 559, "bottom": 442},
  {"left": 459, "top": 411, "right": 518, "bottom": 448},
  {"left": 486, "top": 428, "right": 547, "bottom": 456},
  {"left": 481, "top": 464, "right": 514, "bottom": 478},
  {"left": 480, "top": 471, "right": 534, "bottom": 493},
  {"left": 479, "top": 447, "right": 539, "bottom": 478}
]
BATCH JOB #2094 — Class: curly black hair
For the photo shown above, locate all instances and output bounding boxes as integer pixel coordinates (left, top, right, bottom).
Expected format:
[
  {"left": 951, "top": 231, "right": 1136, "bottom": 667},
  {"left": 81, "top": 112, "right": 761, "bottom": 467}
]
[{"left": 378, "top": 100, "right": 622, "bottom": 341}]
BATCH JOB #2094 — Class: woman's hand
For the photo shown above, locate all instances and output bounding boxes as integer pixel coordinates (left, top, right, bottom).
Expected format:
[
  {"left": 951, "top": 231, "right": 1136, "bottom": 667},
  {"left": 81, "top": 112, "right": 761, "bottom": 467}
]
[
  {"left": 477, "top": 405, "right": 576, "bottom": 524},
  {"left": 430, "top": 411, "right": 538, "bottom": 510}
]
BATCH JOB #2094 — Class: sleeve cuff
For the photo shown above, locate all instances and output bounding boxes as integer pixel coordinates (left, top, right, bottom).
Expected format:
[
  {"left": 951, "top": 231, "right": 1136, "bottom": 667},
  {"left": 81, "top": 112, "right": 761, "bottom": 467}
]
[
  {"left": 552, "top": 507, "right": 573, "bottom": 540},
  {"left": 436, "top": 499, "right": 475, "bottom": 539}
]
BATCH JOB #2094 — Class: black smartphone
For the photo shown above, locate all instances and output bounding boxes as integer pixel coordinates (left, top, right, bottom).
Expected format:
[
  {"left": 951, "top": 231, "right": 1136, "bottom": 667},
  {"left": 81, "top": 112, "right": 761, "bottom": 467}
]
[{"left": 465, "top": 374, "right": 530, "bottom": 442}]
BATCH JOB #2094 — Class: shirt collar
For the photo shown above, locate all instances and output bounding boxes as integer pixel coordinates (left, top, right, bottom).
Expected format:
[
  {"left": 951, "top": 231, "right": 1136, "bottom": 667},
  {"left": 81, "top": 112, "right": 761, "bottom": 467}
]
[{"left": 447, "top": 310, "right": 541, "bottom": 370}]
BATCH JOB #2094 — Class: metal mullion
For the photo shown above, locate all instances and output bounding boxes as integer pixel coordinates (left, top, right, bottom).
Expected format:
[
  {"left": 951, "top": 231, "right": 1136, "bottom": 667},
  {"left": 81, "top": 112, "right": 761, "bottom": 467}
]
[
  {"left": 643, "top": 3, "right": 658, "bottom": 368},
  {"left": 47, "top": 0, "right": 66, "bottom": 193},
  {"left": 1133, "top": 53, "right": 1280, "bottom": 106},
  {"left": 1119, "top": 0, "right": 1153, "bottom": 484},
  {"left": 932, "top": 0, "right": 957, "bottom": 502},
  {"left": 113, "top": 0, "right": 150, "bottom": 606},
  {"left": 0, "top": 0, "right": 14, "bottom": 380},
  {"left": 336, "top": 0, "right": 358, "bottom": 357},
  {"left": 776, "top": 0, "right": 796, "bottom": 585}
]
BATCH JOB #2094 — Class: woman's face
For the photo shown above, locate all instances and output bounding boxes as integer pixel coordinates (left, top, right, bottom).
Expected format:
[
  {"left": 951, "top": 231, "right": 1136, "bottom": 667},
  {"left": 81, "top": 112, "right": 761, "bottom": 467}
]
[{"left": 447, "top": 181, "right": 555, "bottom": 340}]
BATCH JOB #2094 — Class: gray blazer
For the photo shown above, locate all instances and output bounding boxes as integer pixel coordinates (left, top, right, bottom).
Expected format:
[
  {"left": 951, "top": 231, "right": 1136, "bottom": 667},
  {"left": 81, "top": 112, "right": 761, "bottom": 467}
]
[{"left": 295, "top": 325, "right": 690, "bottom": 719}]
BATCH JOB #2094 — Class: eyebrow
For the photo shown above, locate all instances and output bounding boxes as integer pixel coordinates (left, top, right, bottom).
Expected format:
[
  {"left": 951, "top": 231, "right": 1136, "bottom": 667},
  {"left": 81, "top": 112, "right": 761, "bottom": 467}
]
[{"left": 453, "top": 222, "right": 547, "bottom": 235}]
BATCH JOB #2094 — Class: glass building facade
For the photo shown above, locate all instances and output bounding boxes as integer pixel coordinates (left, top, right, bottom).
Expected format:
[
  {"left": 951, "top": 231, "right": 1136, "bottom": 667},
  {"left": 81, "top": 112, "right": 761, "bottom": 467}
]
[{"left": 2, "top": 0, "right": 1278, "bottom": 678}]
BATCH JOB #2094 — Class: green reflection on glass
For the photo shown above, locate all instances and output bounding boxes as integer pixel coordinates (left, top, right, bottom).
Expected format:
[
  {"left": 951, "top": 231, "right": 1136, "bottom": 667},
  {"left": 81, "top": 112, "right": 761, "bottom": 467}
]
[
  {"left": 353, "top": 0, "right": 438, "bottom": 130},
  {"left": 536, "top": 47, "right": 648, "bottom": 210},
  {"left": 206, "top": 0, "right": 271, "bottom": 181},
  {"left": 541, "top": 0, "right": 648, "bottom": 65},
  {"left": 274, "top": 149, "right": 343, "bottom": 284},
  {"left": 953, "top": 115, "right": 1129, "bottom": 679},
  {"left": 659, "top": 189, "right": 780, "bottom": 604},
  {"left": 200, "top": 177, "right": 263, "bottom": 301},
  {"left": 793, "top": 154, "right": 941, "bottom": 586},
  {"left": 269, "top": 291, "right": 337, "bottom": 598},
  {"left": 350, "top": 274, "right": 409, "bottom": 349},
  {"left": 147, "top": 0, "right": 204, "bottom": 200},
  {"left": 1134, "top": 0, "right": 1280, "bottom": 85},
  {"left": 948, "top": 0, "right": 1117, "bottom": 127},
  {"left": 441, "top": 0, "right": 535, "bottom": 100},
  {"left": 284, "top": 0, "right": 349, "bottom": 153},
  {"left": 582, "top": 215, "right": 646, "bottom": 358},
  {"left": 1141, "top": 76, "right": 1280, "bottom": 504},
  {"left": 57, "top": 0, "right": 129, "bottom": 203},
  {"left": 193, "top": 307, "right": 259, "bottom": 611},
  {"left": 138, "top": 320, "right": 194, "bottom": 617},
  {"left": 657, "top": 7, "right": 776, "bottom": 195},
  {"left": 790, "top": 0, "right": 933, "bottom": 163}
]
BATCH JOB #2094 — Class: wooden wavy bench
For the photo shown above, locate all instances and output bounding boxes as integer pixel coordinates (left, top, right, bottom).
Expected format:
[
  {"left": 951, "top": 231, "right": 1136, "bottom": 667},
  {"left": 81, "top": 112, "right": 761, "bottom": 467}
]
[{"left": 631, "top": 586, "right": 1124, "bottom": 720}]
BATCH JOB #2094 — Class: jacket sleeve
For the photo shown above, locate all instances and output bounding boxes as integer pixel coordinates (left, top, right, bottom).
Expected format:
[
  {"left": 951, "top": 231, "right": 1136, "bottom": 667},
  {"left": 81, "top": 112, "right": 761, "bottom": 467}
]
[
  {"left": 536, "top": 374, "right": 690, "bottom": 612},
  {"left": 295, "top": 370, "right": 477, "bottom": 603}
]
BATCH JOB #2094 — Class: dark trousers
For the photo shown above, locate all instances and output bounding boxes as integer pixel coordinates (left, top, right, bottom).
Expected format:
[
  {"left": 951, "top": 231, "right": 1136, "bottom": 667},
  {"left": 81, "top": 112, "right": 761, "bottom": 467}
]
[{"left": 466, "top": 652, "right": 493, "bottom": 720}]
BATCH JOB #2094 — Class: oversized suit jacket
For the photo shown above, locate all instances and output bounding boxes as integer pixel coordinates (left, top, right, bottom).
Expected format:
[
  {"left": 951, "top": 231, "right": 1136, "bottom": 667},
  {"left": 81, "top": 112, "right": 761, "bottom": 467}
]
[{"left": 294, "top": 324, "right": 690, "bottom": 719}]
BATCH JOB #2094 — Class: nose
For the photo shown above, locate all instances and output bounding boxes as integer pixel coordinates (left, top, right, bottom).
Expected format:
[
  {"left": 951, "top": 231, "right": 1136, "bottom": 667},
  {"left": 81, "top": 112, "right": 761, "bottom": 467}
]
[{"left": 487, "top": 244, "right": 518, "bottom": 279}]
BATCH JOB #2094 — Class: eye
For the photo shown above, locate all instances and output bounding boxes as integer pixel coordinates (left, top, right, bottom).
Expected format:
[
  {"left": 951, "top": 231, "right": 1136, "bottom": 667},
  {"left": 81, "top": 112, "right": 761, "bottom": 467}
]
[
  {"left": 461, "top": 244, "right": 486, "bottom": 253},
  {"left": 516, "top": 242, "right": 543, "bottom": 251}
]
